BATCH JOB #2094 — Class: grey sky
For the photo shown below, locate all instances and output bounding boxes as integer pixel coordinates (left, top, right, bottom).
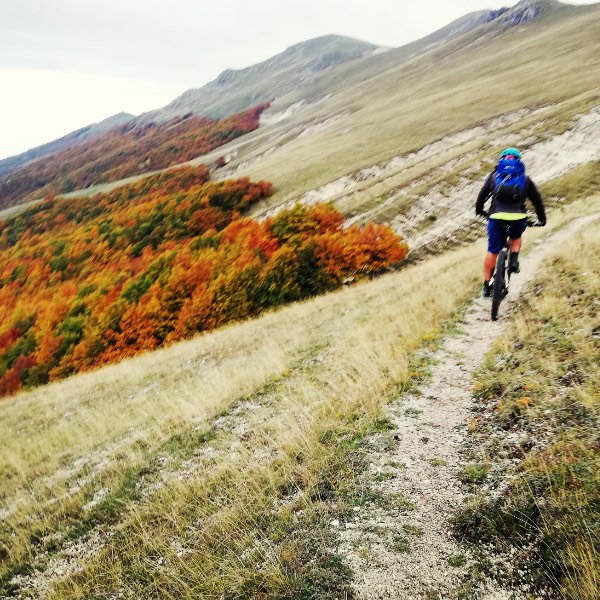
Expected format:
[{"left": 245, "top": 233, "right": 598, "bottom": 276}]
[{"left": 0, "top": 0, "right": 596, "bottom": 159}]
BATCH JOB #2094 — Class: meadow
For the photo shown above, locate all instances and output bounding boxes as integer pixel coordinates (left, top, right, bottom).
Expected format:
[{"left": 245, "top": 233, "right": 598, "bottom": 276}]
[{"left": 2, "top": 189, "right": 598, "bottom": 597}]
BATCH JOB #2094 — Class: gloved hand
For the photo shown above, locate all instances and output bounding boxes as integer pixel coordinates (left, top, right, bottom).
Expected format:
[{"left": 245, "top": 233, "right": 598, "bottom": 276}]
[
  {"left": 476, "top": 210, "right": 489, "bottom": 220},
  {"left": 538, "top": 219, "right": 546, "bottom": 227}
]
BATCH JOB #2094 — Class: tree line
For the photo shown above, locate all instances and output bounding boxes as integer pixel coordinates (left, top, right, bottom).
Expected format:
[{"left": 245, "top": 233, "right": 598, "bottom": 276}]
[{"left": 0, "top": 166, "right": 408, "bottom": 396}]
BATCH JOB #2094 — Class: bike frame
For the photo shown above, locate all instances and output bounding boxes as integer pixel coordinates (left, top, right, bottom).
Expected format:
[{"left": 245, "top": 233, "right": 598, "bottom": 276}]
[
  {"left": 489, "top": 219, "right": 542, "bottom": 321},
  {"left": 490, "top": 227, "right": 512, "bottom": 321}
]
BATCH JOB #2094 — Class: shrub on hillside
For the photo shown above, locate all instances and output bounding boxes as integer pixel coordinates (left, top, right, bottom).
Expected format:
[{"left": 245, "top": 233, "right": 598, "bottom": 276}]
[{"left": 0, "top": 168, "right": 408, "bottom": 396}]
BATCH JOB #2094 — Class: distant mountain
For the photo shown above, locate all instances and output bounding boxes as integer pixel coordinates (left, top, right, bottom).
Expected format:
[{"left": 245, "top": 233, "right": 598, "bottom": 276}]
[
  {"left": 313, "top": 0, "right": 569, "bottom": 86},
  {"left": 0, "top": 0, "right": 583, "bottom": 212},
  {"left": 138, "top": 1, "right": 567, "bottom": 126},
  {"left": 139, "top": 35, "right": 379, "bottom": 123},
  {"left": 258, "top": 0, "right": 575, "bottom": 119},
  {"left": 0, "top": 112, "right": 135, "bottom": 178}
]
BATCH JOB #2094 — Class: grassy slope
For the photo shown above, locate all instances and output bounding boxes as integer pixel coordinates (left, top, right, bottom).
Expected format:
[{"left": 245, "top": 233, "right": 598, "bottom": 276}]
[
  {"left": 455, "top": 210, "right": 600, "bottom": 599},
  {"left": 214, "top": 4, "right": 600, "bottom": 206},
  {"left": 1, "top": 182, "right": 598, "bottom": 596},
  {"left": 1, "top": 232, "right": 483, "bottom": 596}
]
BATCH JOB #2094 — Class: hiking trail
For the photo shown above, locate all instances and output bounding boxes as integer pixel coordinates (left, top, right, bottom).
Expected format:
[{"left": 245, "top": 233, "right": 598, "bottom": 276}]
[{"left": 337, "top": 213, "right": 599, "bottom": 599}]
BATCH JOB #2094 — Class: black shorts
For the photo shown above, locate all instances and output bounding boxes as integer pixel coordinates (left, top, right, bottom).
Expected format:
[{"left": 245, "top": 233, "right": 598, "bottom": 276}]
[{"left": 487, "top": 218, "right": 527, "bottom": 254}]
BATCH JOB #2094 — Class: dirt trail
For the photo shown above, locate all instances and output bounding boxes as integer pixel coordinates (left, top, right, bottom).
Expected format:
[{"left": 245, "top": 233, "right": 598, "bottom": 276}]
[{"left": 338, "top": 213, "right": 600, "bottom": 599}]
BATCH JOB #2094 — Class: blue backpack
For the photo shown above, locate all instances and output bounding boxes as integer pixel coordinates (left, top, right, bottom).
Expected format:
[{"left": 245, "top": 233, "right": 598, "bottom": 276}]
[{"left": 493, "top": 158, "right": 526, "bottom": 205}]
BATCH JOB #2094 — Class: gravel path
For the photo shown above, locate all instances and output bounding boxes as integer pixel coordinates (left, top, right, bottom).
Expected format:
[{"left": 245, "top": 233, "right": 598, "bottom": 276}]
[{"left": 338, "top": 213, "right": 599, "bottom": 599}]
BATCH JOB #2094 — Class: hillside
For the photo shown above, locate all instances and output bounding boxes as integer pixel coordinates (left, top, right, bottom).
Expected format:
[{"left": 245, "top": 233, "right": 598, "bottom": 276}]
[
  {"left": 0, "top": 113, "right": 134, "bottom": 179},
  {"left": 0, "top": 105, "right": 268, "bottom": 210},
  {"left": 1, "top": 0, "right": 600, "bottom": 597},
  {"left": 0, "top": 166, "right": 406, "bottom": 396}
]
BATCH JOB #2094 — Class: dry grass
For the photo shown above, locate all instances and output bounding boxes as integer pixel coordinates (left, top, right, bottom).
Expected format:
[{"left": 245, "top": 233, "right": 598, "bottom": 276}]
[
  {"left": 455, "top": 206, "right": 600, "bottom": 599},
  {"left": 0, "top": 234, "right": 484, "bottom": 596},
  {"left": 2, "top": 193, "right": 597, "bottom": 597}
]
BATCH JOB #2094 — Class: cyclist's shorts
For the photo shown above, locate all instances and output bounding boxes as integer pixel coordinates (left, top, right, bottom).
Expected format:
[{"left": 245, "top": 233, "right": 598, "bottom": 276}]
[{"left": 487, "top": 218, "right": 527, "bottom": 254}]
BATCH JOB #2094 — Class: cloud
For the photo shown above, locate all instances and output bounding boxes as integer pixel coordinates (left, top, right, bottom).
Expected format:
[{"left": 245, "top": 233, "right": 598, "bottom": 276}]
[
  {"left": 1, "top": 0, "right": 596, "bottom": 158},
  {"left": 1, "top": 0, "right": 516, "bottom": 83}
]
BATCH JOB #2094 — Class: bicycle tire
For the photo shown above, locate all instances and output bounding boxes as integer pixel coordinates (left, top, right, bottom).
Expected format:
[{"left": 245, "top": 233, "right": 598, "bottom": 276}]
[{"left": 491, "top": 249, "right": 507, "bottom": 321}]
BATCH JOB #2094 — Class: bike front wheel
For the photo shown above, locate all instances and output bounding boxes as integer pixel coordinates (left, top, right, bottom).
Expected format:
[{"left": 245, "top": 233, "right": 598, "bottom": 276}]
[{"left": 491, "top": 249, "right": 507, "bottom": 321}]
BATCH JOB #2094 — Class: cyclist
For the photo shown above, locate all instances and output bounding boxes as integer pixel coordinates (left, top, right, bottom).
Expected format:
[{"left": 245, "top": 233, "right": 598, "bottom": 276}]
[{"left": 476, "top": 148, "right": 546, "bottom": 297}]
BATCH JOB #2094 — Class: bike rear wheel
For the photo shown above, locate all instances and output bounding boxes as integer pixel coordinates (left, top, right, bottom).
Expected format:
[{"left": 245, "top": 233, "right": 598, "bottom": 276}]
[{"left": 491, "top": 249, "right": 507, "bottom": 321}]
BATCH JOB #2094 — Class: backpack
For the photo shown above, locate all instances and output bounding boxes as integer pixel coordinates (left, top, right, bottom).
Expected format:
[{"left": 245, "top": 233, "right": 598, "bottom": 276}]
[{"left": 492, "top": 158, "right": 526, "bottom": 205}]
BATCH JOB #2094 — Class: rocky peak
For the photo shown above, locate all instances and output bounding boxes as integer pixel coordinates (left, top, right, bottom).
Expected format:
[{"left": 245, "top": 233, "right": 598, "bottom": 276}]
[
  {"left": 484, "top": 7, "right": 510, "bottom": 23},
  {"left": 482, "top": 0, "right": 562, "bottom": 27},
  {"left": 504, "top": 1, "right": 542, "bottom": 25},
  {"left": 215, "top": 69, "right": 236, "bottom": 87},
  {"left": 501, "top": 0, "right": 561, "bottom": 26}
]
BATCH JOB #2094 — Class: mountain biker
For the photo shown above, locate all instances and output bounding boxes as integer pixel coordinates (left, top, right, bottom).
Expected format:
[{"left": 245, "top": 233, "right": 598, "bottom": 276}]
[{"left": 476, "top": 148, "right": 546, "bottom": 297}]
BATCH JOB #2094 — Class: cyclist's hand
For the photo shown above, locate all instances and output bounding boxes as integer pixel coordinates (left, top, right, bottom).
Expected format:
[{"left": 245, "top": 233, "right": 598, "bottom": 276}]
[{"left": 476, "top": 210, "right": 489, "bottom": 220}]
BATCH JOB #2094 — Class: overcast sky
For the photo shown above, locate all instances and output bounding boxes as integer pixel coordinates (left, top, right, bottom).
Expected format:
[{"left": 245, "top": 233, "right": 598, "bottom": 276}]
[{"left": 0, "top": 0, "right": 596, "bottom": 160}]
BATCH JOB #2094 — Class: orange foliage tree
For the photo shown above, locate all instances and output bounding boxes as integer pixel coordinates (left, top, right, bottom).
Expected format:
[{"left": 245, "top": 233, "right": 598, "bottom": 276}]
[
  {"left": 0, "top": 169, "right": 408, "bottom": 397},
  {"left": 0, "top": 104, "right": 270, "bottom": 210}
]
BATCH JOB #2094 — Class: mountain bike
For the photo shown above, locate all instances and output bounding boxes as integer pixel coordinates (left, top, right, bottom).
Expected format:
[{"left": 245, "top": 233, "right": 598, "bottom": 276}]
[{"left": 490, "top": 219, "right": 543, "bottom": 321}]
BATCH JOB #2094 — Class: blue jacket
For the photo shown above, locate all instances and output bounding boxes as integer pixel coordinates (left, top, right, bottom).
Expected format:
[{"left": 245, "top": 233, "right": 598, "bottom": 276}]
[{"left": 476, "top": 171, "right": 546, "bottom": 222}]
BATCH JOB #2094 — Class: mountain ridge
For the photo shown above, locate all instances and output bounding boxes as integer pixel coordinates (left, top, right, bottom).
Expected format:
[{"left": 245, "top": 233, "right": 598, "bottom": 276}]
[
  {"left": 0, "top": 112, "right": 134, "bottom": 178},
  {"left": 137, "top": 34, "right": 379, "bottom": 123},
  {"left": 0, "top": 0, "right": 592, "bottom": 210},
  {"left": 142, "top": 0, "right": 571, "bottom": 125}
]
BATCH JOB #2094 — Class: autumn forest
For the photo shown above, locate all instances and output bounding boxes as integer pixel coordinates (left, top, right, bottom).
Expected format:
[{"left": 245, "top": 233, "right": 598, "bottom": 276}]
[
  {"left": 0, "top": 104, "right": 270, "bottom": 210},
  {"left": 0, "top": 165, "right": 408, "bottom": 397}
]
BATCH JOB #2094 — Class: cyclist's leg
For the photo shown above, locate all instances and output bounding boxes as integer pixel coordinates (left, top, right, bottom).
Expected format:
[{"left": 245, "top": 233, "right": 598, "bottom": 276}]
[
  {"left": 484, "top": 252, "right": 497, "bottom": 281},
  {"left": 507, "top": 219, "right": 527, "bottom": 273},
  {"left": 483, "top": 219, "right": 504, "bottom": 296},
  {"left": 509, "top": 238, "right": 522, "bottom": 252}
]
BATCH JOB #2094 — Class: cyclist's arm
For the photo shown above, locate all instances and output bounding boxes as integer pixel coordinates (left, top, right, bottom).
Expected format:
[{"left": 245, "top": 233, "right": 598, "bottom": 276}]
[
  {"left": 526, "top": 177, "right": 546, "bottom": 224},
  {"left": 476, "top": 174, "right": 494, "bottom": 216}
]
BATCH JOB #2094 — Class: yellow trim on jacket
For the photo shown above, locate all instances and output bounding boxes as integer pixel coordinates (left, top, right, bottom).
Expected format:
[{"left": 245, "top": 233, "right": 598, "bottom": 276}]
[{"left": 490, "top": 212, "right": 527, "bottom": 221}]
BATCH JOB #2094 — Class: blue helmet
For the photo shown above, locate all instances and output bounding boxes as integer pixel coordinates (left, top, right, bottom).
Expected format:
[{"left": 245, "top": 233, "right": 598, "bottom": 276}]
[{"left": 500, "top": 147, "right": 521, "bottom": 159}]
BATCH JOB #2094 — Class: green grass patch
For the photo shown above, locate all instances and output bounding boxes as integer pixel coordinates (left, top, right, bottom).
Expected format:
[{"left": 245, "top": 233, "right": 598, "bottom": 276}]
[
  {"left": 460, "top": 464, "right": 488, "bottom": 485},
  {"left": 541, "top": 161, "right": 600, "bottom": 206},
  {"left": 392, "top": 535, "right": 411, "bottom": 553},
  {"left": 403, "top": 524, "right": 424, "bottom": 536},
  {"left": 447, "top": 554, "right": 466, "bottom": 568}
]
